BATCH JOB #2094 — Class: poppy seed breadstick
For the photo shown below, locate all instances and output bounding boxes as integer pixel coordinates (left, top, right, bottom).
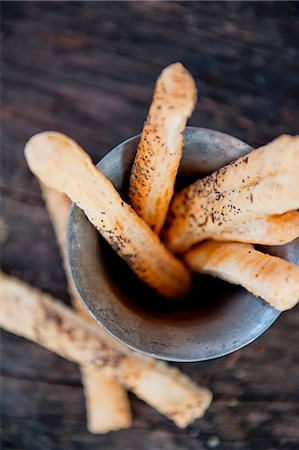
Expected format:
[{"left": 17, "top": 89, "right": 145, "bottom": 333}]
[
  {"left": 41, "top": 184, "right": 132, "bottom": 433},
  {"left": 165, "top": 170, "right": 299, "bottom": 253},
  {"left": 184, "top": 241, "right": 299, "bottom": 311},
  {"left": 182, "top": 135, "right": 298, "bottom": 199},
  {"left": 164, "top": 135, "right": 299, "bottom": 253},
  {"left": 25, "top": 132, "right": 191, "bottom": 299},
  {"left": 0, "top": 273, "right": 212, "bottom": 428},
  {"left": 209, "top": 211, "right": 299, "bottom": 246},
  {"left": 129, "top": 63, "right": 197, "bottom": 234}
]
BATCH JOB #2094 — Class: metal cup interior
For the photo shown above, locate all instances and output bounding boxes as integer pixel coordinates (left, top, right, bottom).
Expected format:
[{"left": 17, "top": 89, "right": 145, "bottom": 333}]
[{"left": 66, "top": 127, "right": 287, "bottom": 362}]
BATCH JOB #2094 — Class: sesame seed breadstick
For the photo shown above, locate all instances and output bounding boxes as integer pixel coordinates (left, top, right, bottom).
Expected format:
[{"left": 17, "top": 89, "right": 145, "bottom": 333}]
[
  {"left": 129, "top": 63, "right": 197, "bottom": 234},
  {"left": 184, "top": 241, "right": 299, "bottom": 311},
  {"left": 164, "top": 135, "right": 299, "bottom": 253},
  {"left": 25, "top": 132, "right": 192, "bottom": 300},
  {"left": 209, "top": 211, "right": 299, "bottom": 246},
  {"left": 0, "top": 273, "right": 212, "bottom": 428},
  {"left": 41, "top": 184, "right": 132, "bottom": 433}
]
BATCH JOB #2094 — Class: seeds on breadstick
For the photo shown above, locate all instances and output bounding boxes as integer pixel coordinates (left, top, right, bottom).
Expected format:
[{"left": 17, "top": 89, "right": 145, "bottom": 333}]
[
  {"left": 164, "top": 135, "right": 299, "bottom": 253},
  {"left": 202, "top": 134, "right": 299, "bottom": 192},
  {"left": 209, "top": 211, "right": 299, "bottom": 246},
  {"left": 129, "top": 63, "right": 197, "bottom": 234},
  {"left": 80, "top": 366, "right": 131, "bottom": 433},
  {"left": 41, "top": 184, "right": 132, "bottom": 433},
  {"left": 0, "top": 273, "right": 212, "bottom": 428},
  {"left": 25, "top": 132, "right": 192, "bottom": 300},
  {"left": 184, "top": 241, "right": 299, "bottom": 311}
]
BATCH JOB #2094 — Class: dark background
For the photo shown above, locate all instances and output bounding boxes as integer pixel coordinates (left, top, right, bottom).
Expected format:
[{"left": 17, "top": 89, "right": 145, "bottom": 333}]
[{"left": 1, "top": 2, "right": 299, "bottom": 449}]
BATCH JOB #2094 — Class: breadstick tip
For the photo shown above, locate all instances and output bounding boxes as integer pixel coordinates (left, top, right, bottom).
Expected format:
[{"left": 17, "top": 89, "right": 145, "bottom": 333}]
[
  {"left": 24, "top": 131, "right": 92, "bottom": 192},
  {"left": 158, "top": 62, "right": 197, "bottom": 108}
]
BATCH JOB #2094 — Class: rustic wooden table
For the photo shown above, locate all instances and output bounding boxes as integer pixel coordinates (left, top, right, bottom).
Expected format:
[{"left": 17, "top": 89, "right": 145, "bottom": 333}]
[{"left": 1, "top": 2, "right": 299, "bottom": 449}]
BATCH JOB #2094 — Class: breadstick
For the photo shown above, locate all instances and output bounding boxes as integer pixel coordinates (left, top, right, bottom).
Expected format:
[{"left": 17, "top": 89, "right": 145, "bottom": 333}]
[
  {"left": 25, "top": 132, "right": 192, "bottom": 300},
  {"left": 0, "top": 273, "right": 212, "bottom": 428},
  {"left": 209, "top": 211, "right": 299, "bottom": 246},
  {"left": 200, "top": 134, "right": 299, "bottom": 192},
  {"left": 79, "top": 366, "right": 131, "bottom": 433},
  {"left": 184, "top": 241, "right": 299, "bottom": 311},
  {"left": 164, "top": 135, "right": 299, "bottom": 253},
  {"left": 129, "top": 62, "right": 197, "bottom": 234},
  {"left": 165, "top": 171, "right": 299, "bottom": 253},
  {"left": 41, "top": 184, "right": 132, "bottom": 433}
]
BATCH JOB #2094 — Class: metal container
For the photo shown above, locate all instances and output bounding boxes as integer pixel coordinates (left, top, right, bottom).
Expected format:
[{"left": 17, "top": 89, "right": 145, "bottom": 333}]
[{"left": 66, "top": 127, "right": 287, "bottom": 362}]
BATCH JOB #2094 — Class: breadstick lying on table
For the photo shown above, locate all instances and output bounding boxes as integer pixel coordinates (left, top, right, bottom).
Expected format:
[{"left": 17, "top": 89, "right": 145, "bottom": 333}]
[
  {"left": 25, "top": 132, "right": 192, "bottom": 300},
  {"left": 164, "top": 135, "right": 299, "bottom": 253},
  {"left": 199, "top": 134, "right": 298, "bottom": 192},
  {"left": 129, "top": 62, "right": 197, "bottom": 234},
  {"left": 0, "top": 273, "right": 212, "bottom": 428},
  {"left": 41, "top": 184, "right": 132, "bottom": 434},
  {"left": 184, "top": 241, "right": 299, "bottom": 311},
  {"left": 208, "top": 211, "right": 299, "bottom": 246}
]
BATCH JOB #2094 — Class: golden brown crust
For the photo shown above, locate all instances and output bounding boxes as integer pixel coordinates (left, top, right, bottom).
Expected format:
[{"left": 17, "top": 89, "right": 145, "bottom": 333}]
[
  {"left": 184, "top": 241, "right": 299, "bottom": 311},
  {"left": 25, "top": 132, "right": 192, "bottom": 300},
  {"left": 40, "top": 185, "right": 96, "bottom": 322},
  {"left": 0, "top": 273, "right": 212, "bottom": 428},
  {"left": 203, "top": 134, "right": 298, "bottom": 192},
  {"left": 164, "top": 135, "right": 299, "bottom": 253},
  {"left": 129, "top": 63, "right": 197, "bottom": 234},
  {"left": 209, "top": 211, "right": 299, "bottom": 245},
  {"left": 41, "top": 184, "right": 132, "bottom": 433}
]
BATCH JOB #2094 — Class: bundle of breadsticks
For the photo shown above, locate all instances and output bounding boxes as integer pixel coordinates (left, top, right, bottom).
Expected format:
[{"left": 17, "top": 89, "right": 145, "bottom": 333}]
[{"left": 1, "top": 62, "right": 299, "bottom": 433}]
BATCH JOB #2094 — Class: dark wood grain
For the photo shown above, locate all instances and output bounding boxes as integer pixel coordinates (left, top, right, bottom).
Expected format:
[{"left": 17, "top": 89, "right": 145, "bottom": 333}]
[{"left": 1, "top": 2, "right": 299, "bottom": 449}]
